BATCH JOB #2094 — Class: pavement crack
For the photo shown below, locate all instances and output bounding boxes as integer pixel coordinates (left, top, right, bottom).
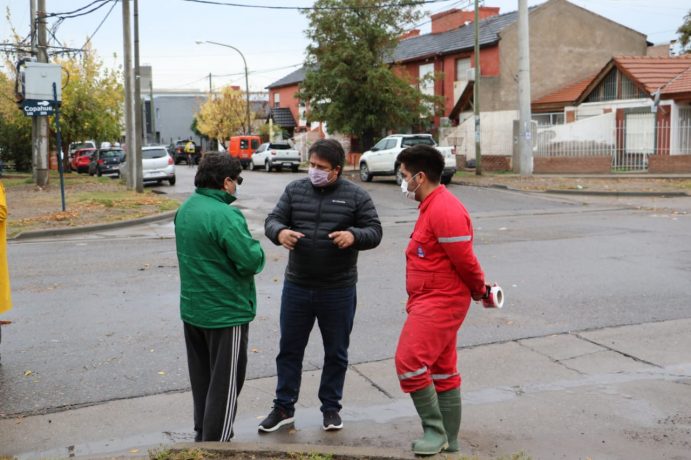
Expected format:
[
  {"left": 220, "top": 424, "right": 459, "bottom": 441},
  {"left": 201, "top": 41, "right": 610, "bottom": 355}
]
[
  {"left": 575, "top": 334, "right": 663, "bottom": 369},
  {"left": 515, "top": 339, "right": 586, "bottom": 375},
  {"left": 350, "top": 364, "right": 395, "bottom": 399}
]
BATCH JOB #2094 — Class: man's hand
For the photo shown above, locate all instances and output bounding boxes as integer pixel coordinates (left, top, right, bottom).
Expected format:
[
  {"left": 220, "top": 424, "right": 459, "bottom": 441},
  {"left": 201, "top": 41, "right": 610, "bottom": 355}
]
[
  {"left": 329, "top": 231, "right": 355, "bottom": 249},
  {"left": 472, "top": 283, "right": 491, "bottom": 301},
  {"left": 278, "top": 229, "right": 305, "bottom": 250}
]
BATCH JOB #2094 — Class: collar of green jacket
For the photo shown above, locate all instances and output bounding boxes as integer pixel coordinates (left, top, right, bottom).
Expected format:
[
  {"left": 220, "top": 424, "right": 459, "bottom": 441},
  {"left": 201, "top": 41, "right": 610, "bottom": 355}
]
[{"left": 195, "top": 187, "right": 236, "bottom": 205}]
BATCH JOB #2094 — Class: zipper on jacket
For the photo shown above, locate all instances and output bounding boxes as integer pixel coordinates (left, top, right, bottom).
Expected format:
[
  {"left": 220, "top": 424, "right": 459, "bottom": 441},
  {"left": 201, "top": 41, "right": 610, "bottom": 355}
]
[{"left": 313, "top": 188, "right": 325, "bottom": 243}]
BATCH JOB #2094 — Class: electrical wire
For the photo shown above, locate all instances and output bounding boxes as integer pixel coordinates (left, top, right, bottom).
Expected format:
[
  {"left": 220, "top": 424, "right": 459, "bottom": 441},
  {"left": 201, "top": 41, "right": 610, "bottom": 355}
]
[
  {"left": 82, "top": 0, "right": 119, "bottom": 50},
  {"left": 182, "top": 0, "right": 452, "bottom": 11},
  {"left": 45, "top": 0, "right": 113, "bottom": 19}
]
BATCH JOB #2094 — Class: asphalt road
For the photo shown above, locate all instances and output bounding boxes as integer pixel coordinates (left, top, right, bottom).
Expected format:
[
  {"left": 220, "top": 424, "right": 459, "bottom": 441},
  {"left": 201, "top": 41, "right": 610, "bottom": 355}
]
[{"left": 2, "top": 166, "right": 690, "bottom": 417}]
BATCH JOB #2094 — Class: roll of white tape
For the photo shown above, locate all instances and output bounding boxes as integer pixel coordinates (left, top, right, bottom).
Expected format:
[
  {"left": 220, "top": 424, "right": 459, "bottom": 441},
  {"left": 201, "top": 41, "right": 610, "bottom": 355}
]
[{"left": 482, "top": 285, "right": 504, "bottom": 309}]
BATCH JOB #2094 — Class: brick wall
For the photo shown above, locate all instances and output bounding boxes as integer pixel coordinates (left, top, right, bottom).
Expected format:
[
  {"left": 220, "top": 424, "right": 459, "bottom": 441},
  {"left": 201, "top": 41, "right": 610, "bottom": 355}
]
[
  {"left": 534, "top": 156, "right": 611, "bottom": 174},
  {"left": 481, "top": 155, "right": 511, "bottom": 171},
  {"left": 648, "top": 155, "right": 691, "bottom": 173}
]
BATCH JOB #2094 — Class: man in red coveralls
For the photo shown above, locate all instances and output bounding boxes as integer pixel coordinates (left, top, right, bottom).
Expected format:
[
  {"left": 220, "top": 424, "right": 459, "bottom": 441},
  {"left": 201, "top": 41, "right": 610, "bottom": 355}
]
[{"left": 395, "top": 144, "right": 489, "bottom": 456}]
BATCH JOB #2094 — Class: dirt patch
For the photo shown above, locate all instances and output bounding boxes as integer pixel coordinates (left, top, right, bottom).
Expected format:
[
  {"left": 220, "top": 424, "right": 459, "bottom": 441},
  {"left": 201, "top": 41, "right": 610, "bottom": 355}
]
[{"left": 3, "top": 173, "right": 180, "bottom": 238}]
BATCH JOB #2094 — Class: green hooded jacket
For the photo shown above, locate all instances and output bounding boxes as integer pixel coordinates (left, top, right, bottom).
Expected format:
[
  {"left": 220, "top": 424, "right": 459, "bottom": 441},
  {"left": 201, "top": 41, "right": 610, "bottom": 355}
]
[{"left": 175, "top": 188, "right": 265, "bottom": 328}]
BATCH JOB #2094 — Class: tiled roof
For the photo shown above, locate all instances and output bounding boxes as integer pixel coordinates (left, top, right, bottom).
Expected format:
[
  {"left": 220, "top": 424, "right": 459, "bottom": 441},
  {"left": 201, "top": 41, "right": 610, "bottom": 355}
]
[
  {"left": 391, "top": 9, "right": 521, "bottom": 63},
  {"left": 532, "top": 73, "right": 597, "bottom": 106},
  {"left": 660, "top": 65, "right": 691, "bottom": 96},
  {"left": 613, "top": 55, "right": 691, "bottom": 95},
  {"left": 266, "top": 67, "right": 307, "bottom": 89},
  {"left": 269, "top": 107, "right": 296, "bottom": 128}
]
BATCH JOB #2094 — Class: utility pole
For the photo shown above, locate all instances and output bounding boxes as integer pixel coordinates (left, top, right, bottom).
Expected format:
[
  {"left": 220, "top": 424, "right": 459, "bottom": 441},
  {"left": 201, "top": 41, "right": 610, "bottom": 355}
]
[
  {"left": 133, "top": 0, "right": 143, "bottom": 192},
  {"left": 121, "top": 0, "right": 134, "bottom": 189},
  {"left": 208, "top": 72, "right": 213, "bottom": 95},
  {"left": 33, "top": 0, "right": 50, "bottom": 187},
  {"left": 30, "top": 0, "right": 37, "bottom": 181},
  {"left": 473, "top": 0, "right": 482, "bottom": 175},
  {"left": 517, "top": 0, "right": 533, "bottom": 175}
]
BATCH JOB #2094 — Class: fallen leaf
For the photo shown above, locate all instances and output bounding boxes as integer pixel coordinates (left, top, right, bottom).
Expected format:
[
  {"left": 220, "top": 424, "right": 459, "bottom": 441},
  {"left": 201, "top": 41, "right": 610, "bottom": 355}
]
[
  {"left": 251, "top": 348, "right": 260, "bottom": 353},
  {"left": 24, "top": 370, "right": 33, "bottom": 376},
  {"left": 158, "top": 371, "right": 166, "bottom": 375},
  {"left": 129, "top": 449, "right": 139, "bottom": 454}
]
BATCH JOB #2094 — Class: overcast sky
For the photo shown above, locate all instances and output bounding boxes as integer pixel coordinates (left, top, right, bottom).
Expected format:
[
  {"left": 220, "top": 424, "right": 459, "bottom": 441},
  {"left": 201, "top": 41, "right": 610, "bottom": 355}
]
[{"left": 1, "top": 0, "right": 688, "bottom": 93}]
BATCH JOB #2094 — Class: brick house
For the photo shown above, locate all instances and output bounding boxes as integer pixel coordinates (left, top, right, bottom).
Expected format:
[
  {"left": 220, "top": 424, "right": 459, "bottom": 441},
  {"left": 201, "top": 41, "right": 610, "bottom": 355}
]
[{"left": 267, "top": 0, "right": 649, "bottom": 159}]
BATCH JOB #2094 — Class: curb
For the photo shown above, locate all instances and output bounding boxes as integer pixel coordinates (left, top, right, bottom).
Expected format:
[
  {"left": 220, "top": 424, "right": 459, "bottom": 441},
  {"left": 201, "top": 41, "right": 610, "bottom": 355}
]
[
  {"left": 543, "top": 189, "right": 689, "bottom": 197},
  {"left": 171, "top": 441, "right": 414, "bottom": 460},
  {"left": 10, "top": 210, "right": 177, "bottom": 241}
]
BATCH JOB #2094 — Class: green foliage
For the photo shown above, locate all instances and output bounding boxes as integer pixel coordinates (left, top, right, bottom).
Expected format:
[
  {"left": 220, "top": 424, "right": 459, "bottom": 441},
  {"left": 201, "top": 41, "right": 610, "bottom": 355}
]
[
  {"left": 0, "top": 71, "right": 32, "bottom": 171},
  {"left": 298, "top": 0, "right": 438, "bottom": 150},
  {"left": 678, "top": 9, "right": 691, "bottom": 53},
  {"left": 55, "top": 45, "right": 124, "bottom": 151}
]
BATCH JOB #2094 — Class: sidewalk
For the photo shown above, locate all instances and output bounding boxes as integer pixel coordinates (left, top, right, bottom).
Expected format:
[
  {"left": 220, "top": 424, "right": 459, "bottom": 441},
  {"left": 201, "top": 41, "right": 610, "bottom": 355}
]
[{"left": 2, "top": 318, "right": 690, "bottom": 459}]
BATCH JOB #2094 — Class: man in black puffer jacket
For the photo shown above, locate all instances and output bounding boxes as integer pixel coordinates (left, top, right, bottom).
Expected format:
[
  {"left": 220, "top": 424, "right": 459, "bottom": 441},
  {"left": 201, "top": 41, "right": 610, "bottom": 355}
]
[{"left": 259, "top": 139, "right": 382, "bottom": 434}]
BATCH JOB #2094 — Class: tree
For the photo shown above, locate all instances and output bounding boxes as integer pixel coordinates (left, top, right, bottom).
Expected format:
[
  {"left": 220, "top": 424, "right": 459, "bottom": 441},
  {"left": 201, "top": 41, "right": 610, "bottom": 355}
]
[
  {"left": 55, "top": 46, "right": 123, "bottom": 167},
  {"left": 678, "top": 9, "right": 691, "bottom": 54},
  {"left": 0, "top": 70, "right": 32, "bottom": 171},
  {"left": 195, "top": 86, "right": 252, "bottom": 149},
  {"left": 298, "top": 0, "right": 438, "bottom": 151}
]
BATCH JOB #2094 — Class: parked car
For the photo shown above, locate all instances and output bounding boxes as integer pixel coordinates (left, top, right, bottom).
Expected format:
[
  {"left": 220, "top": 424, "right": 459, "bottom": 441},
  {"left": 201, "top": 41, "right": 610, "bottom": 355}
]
[
  {"left": 249, "top": 142, "right": 301, "bottom": 172},
  {"left": 70, "top": 148, "right": 96, "bottom": 173},
  {"left": 89, "top": 148, "right": 124, "bottom": 177},
  {"left": 359, "top": 134, "right": 456, "bottom": 185},
  {"left": 228, "top": 135, "right": 261, "bottom": 169},
  {"left": 68, "top": 140, "right": 96, "bottom": 161},
  {"left": 173, "top": 140, "right": 200, "bottom": 165},
  {"left": 119, "top": 145, "right": 176, "bottom": 186}
]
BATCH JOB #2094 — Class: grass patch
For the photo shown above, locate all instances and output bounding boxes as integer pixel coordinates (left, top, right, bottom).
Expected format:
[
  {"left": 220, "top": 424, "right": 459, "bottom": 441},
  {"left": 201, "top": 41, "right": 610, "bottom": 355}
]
[{"left": 149, "top": 448, "right": 216, "bottom": 460}]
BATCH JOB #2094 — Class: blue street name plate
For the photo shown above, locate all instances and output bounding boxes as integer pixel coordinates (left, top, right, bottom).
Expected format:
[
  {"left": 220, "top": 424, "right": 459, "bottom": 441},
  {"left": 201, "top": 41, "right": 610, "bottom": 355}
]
[{"left": 21, "top": 99, "right": 56, "bottom": 117}]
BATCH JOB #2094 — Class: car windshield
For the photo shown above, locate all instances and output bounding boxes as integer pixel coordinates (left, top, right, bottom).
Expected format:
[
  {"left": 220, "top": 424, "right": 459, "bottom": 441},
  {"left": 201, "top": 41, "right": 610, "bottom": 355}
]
[
  {"left": 101, "top": 150, "right": 122, "bottom": 159},
  {"left": 143, "top": 148, "right": 168, "bottom": 159},
  {"left": 269, "top": 143, "right": 291, "bottom": 150},
  {"left": 401, "top": 136, "right": 435, "bottom": 147}
]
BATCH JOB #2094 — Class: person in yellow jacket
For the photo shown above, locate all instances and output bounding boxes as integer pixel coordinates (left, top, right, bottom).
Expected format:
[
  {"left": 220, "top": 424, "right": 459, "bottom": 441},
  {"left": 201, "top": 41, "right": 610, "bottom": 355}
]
[{"left": 0, "top": 181, "right": 11, "bottom": 359}]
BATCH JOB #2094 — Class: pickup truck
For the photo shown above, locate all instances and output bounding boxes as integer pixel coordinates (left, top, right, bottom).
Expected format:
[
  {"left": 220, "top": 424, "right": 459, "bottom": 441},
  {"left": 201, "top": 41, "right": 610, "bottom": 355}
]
[{"left": 359, "top": 134, "right": 456, "bottom": 185}]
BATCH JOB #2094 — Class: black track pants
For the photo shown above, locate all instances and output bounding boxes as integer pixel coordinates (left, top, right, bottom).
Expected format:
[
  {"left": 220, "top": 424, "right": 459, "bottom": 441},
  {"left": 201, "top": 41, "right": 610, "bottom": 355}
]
[{"left": 183, "top": 322, "right": 248, "bottom": 442}]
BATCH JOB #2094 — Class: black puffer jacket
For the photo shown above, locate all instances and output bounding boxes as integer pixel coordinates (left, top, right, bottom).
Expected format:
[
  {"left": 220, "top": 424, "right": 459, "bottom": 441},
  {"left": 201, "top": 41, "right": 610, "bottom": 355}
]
[{"left": 265, "top": 176, "right": 382, "bottom": 289}]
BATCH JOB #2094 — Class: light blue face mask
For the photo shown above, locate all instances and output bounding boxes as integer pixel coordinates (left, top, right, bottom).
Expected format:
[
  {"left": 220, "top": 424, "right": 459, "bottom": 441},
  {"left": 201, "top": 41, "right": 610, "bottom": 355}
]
[{"left": 308, "top": 167, "right": 332, "bottom": 187}]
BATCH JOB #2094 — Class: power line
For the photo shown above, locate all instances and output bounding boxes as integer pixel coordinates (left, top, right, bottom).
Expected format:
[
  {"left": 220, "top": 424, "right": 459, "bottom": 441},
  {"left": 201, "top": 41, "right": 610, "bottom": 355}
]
[
  {"left": 182, "top": 0, "right": 451, "bottom": 11},
  {"left": 46, "top": 0, "right": 114, "bottom": 20},
  {"left": 45, "top": 0, "right": 110, "bottom": 17},
  {"left": 82, "top": 0, "right": 119, "bottom": 50}
]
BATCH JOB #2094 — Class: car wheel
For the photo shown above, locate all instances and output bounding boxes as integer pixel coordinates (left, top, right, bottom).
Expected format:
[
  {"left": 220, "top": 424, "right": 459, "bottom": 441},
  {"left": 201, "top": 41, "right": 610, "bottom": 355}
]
[
  {"left": 441, "top": 174, "right": 452, "bottom": 185},
  {"left": 265, "top": 161, "right": 272, "bottom": 172},
  {"left": 169, "top": 176, "right": 176, "bottom": 186},
  {"left": 291, "top": 165, "right": 299, "bottom": 172},
  {"left": 249, "top": 160, "right": 256, "bottom": 171},
  {"left": 359, "top": 162, "right": 373, "bottom": 182},
  {"left": 275, "top": 165, "right": 283, "bottom": 173},
  {"left": 395, "top": 163, "right": 403, "bottom": 186}
]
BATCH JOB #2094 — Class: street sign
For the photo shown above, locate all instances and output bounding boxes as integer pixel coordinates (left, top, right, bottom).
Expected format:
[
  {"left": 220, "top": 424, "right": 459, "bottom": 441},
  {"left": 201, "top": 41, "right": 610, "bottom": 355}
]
[{"left": 21, "top": 99, "right": 56, "bottom": 117}]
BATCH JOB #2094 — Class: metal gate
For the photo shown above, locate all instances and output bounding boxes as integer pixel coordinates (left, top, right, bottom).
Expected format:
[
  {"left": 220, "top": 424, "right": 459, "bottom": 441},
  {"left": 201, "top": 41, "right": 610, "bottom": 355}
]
[{"left": 617, "top": 112, "right": 655, "bottom": 171}]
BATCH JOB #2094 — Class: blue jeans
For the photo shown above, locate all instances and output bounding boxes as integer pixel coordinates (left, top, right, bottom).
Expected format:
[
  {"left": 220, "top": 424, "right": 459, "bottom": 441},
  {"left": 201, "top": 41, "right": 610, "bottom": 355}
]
[{"left": 274, "top": 281, "right": 357, "bottom": 414}]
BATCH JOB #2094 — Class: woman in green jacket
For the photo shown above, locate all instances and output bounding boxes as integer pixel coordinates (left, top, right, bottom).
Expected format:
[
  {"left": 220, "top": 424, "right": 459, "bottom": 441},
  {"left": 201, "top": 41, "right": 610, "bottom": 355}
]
[{"left": 175, "top": 153, "right": 265, "bottom": 442}]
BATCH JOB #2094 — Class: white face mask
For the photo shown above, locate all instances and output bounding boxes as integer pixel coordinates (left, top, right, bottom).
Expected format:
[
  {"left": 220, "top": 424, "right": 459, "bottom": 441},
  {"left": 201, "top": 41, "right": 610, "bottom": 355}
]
[
  {"left": 231, "top": 183, "right": 240, "bottom": 197},
  {"left": 400, "top": 173, "right": 420, "bottom": 200}
]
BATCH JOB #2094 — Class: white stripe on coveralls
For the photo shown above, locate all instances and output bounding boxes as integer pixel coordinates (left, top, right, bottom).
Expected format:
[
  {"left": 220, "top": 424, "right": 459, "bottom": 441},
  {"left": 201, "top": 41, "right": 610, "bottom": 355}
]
[
  {"left": 220, "top": 326, "right": 241, "bottom": 441},
  {"left": 438, "top": 235, "right": 472, "bottom": 243}
]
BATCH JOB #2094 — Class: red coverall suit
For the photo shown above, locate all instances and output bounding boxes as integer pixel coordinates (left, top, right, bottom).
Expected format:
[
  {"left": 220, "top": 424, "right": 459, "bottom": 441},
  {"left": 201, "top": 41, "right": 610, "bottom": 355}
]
[{"left": 395, "top": 186, "right": 486, "bottom": 393}]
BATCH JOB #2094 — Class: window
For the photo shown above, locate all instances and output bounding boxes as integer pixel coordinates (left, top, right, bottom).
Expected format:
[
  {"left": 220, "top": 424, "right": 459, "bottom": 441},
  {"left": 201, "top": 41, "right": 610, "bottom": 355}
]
[
  {"left": 401, "top": 136, "right": 435, "bottom": 147},
  {"left": 533, "top": 113, "right": 564, "bottom": 126},
  {"left": 251, "top": 139, "right": 260, "bottom": 149},
  {"left": 372, "top": 138, "right": 389, "bottom": 150},
  {"left": 240, "top": 139, "right": 249, "bottom": 149},
  {"left": 419, "top": 63, "right": 434, "bottom": 96},
  {"left": 455, "top": 58, "right": 471, "bottom": 81},
  {"left": 384, "top": 139, "right": 397, "bottom": 149},
  {"left": 143, "top": 148, "right": 167, "bottom": 159},
  {"left": 273, "top": 92, "right": 280, "bottom": 108}
]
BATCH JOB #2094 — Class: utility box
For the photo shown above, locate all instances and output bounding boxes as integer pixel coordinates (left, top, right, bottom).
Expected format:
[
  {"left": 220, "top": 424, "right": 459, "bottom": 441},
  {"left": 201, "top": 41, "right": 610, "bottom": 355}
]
[{"left": 22, "top": 62, "right": 62, "bottom": 101}]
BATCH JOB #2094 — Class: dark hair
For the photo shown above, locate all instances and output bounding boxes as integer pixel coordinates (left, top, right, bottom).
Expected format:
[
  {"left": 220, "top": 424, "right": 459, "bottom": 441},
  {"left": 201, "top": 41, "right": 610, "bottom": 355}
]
[
  {"left": 194, "top": 153, "right": 242, "bottom": 189},
  {"left": 396, "top": 144, "right": 444, "bottom": 183},
  {"left": 308, "top": 139, "right": 345, "bottom": 176}
]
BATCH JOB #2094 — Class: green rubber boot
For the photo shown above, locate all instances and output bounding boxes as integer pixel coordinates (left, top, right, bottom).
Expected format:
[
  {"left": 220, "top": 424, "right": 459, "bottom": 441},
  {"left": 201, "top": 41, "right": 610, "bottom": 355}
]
[
  {"left": 438, "top": 387, "right": 462, "bottom": 452},
  {"left": 410, "top": 385, "right": 448, "bottom": 455}
]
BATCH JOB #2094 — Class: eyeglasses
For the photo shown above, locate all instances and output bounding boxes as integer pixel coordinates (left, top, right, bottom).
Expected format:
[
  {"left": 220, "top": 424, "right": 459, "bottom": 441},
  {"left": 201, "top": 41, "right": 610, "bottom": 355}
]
[{"left": 232, "top": 176, "right": 243, "bottom": 185}]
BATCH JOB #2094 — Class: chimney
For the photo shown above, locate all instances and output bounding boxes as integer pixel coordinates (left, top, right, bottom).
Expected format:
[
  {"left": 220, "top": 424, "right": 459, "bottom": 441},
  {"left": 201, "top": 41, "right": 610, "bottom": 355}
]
[
  {"left": 399, "top": 29, "right": 421, "bottom": 41},
  {"left": 431, "top": 6, "right": 500, "bottom": 34}
]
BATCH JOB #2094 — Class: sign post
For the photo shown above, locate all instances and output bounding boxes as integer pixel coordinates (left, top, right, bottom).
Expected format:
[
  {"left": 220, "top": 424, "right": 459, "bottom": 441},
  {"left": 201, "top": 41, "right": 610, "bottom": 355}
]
[{"left": 52, "top": 83, "right": 66, "bottom": 212}]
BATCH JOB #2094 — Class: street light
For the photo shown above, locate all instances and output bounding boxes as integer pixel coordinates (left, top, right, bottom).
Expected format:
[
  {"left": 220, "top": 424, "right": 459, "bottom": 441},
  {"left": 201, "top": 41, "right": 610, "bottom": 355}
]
[{"left": 196, "top": 40, "right": 251, "bottom": 135}]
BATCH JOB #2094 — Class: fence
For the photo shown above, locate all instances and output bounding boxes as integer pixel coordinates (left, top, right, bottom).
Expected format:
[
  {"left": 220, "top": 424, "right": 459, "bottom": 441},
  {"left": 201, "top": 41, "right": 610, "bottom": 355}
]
[{"left": 535, "top": 120, "right": 691, "bottom": 172}]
